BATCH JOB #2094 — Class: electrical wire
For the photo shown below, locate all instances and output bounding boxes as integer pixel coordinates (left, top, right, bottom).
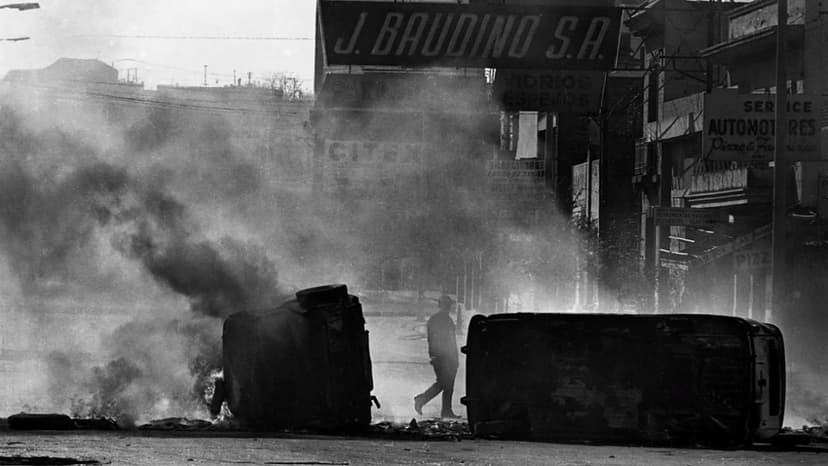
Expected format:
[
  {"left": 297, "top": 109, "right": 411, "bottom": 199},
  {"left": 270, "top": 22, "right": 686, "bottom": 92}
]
[{"left": 70, "top": 34, "right": 313, "bottom": 41}]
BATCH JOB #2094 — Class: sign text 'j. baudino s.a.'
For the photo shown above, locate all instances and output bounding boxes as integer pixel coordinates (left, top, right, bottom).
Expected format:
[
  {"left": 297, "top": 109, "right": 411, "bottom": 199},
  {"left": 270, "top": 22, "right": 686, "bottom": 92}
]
[{"left": 319, "top": 1, "right": 622, "bottom": 70}]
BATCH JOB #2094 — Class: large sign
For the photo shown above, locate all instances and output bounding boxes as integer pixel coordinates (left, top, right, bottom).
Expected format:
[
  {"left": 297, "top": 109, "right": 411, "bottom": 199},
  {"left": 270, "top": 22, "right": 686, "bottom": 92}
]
[
  {"left": 319, "top": 1, "right": 622, "bottom": 69},
  {"left": 703, "top": 90, "right": 821, "bottom": 161},
  {"left": 493, "top": 70, "right": 604, "bottom": 113}
]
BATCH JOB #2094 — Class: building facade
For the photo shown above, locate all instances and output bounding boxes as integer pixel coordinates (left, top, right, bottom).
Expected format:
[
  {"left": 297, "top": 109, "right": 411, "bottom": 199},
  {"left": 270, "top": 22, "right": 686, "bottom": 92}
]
[{"left": 626, "top": 0, "right": 828, "bottom": 364}]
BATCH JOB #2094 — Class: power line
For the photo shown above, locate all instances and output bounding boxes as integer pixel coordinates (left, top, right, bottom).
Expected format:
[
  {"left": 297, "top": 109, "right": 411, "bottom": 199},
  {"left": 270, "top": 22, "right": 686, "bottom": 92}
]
[
  {"left": 71, "top": 34, "right": 313, "bottom": 41},
  {"left": 115, "top": 59, "right": 238, "bottom": 79}
]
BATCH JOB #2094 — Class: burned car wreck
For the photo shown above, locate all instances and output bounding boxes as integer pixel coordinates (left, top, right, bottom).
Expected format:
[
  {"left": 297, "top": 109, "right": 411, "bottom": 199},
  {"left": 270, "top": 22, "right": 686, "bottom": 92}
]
[{"left": 215, "top": 284, "right": 377, "bottom": 431}]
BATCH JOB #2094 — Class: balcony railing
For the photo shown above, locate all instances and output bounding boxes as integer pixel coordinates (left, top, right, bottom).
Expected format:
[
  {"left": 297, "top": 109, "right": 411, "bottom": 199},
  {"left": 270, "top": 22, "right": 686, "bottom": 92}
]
[{"left": 486, "top": 158, "right": 545, "bottom": 174}]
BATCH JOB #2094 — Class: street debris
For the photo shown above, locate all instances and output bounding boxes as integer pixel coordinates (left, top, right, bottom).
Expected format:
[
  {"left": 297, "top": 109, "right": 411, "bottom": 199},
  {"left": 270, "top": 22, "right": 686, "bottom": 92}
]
[
  {"left": 8, "top": 413, "right": 75, "bottom": 430},
  {"left": 368, "top": 418, "right": 471, "bottom": 441},
  {"left": 0, "top": 457, "right": 102, "bottom": 465},
  {"left": 2, "top": 411, "right": 471, "bottom": 442},
  {"left": 74, "top": 418, "right": 120, "bottom": 430},
  {"left": 789, "top": 424, "right": 828, "bottom": 444},
  {"left": 137, "top": 417, "right": 214, "bottom": 431},
  {"left": 5, "top": 413, "right": 119, "bottom": 431},
  {"left": 134, "top": 416, "right": 471, "bottom": 440}
]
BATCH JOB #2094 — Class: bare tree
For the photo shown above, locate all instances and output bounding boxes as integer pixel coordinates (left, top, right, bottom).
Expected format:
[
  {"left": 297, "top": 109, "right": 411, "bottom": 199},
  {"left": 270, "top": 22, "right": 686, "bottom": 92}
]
[{"left": 269, "top": 73, "right": 304, "bottom": 101}]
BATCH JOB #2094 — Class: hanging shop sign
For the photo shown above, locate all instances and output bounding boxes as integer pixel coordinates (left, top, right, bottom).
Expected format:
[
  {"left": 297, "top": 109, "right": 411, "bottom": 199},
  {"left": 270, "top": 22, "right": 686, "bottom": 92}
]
[
  {"left": 692, "top": 224, "right": 771, "bottom": 267},
  {"left": 493, "top": 70, "right": 604, "bottom": 113},
  {"left": 703, "top": 90, "right": 821, "bottom": 162},
  {"left": 319, "top": 1, "right": 622, "bottom": 69}
]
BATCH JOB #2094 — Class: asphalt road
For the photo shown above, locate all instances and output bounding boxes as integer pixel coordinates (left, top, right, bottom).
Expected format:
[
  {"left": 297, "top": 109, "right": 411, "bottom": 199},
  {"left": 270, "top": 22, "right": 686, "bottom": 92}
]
[{"left": 1, "top": 432, "right": 827, "bottom": 466}]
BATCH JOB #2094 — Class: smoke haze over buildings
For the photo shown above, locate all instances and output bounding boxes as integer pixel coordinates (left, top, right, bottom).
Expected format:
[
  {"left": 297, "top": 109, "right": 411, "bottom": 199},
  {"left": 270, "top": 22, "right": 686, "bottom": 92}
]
[{"left": 0, "top": 63, "right": 598, "bottom": 424}]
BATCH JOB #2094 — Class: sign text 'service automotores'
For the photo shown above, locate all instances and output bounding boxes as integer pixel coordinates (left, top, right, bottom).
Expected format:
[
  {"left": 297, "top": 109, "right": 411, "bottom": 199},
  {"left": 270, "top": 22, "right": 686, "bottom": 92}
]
[
  {"left": 703, "top": 90, "right": 822, "bottom": 161},
  {"left": 319, "top": 2, "right": 622, "bottom": 69}
]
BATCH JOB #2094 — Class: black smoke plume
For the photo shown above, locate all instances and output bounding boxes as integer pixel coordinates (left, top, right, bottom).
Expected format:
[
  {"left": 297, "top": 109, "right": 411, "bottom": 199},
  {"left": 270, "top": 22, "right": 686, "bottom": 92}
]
[{"left": 0, "top": 101, "right": 286, "bottom": 423}]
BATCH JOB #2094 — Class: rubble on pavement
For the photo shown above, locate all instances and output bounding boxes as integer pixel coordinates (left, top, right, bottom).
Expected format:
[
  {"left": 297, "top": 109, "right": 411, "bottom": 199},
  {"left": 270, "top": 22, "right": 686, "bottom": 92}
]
[
  {"left": 135, "top": 416, "right": 471, "bottom": 440},
  {"left": 137, "top": 417, "right": 214, "bottom": 431},
  {"left": 4, "top": 413, "right": 119, "bottom": 431},
  {"left": 137, "top": 417, "right": 244, "bottom": 431},
  {"left": 2, "top": 411, "right": 470, "bottom": 440},
  {"left": 368, "top": 418, "right": 471, "bottom": 441}
]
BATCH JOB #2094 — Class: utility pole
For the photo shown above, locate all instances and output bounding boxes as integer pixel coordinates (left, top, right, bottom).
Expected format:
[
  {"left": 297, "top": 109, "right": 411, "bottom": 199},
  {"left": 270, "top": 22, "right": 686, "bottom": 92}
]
[
  {"left": 770, "top": 0, "right": 788, "bottom": 323},
  {"left": 203, "top": 65, "right": 208, "bottom": 87}
]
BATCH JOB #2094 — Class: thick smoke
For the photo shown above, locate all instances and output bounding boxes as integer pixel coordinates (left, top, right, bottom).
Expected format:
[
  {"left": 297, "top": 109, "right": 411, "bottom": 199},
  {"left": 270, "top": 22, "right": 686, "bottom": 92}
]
[
  {"left": 0, "top": 67, "right": 593, "bottom": 425},
  {"left": 0, "top": 136, "right": 283, "bottom": 318},
  {"left": 0, "top": 92, "right": 287, "bottom": 423}
]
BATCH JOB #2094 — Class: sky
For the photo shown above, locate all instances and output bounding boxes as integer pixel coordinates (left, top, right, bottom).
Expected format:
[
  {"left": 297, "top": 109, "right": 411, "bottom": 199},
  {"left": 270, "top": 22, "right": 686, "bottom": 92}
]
[{"left": 0, "top": 0, "right": 317, "bottom": 90}]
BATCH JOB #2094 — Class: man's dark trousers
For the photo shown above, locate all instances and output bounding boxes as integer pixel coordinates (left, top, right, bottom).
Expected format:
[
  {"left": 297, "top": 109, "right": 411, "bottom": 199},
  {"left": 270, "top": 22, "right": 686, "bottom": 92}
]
[{"left": 418, "top": 356, "right": 458, "bottom": 415}]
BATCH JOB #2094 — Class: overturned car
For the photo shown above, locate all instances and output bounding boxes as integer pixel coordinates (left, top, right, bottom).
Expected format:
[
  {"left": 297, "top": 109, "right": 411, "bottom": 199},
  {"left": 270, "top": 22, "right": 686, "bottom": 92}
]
[
  {"left": 462, "top": 313, "right": 785, "bottom": 446},
  {"left": 217, "top": 284, "right": 376, "bottom": 430}
]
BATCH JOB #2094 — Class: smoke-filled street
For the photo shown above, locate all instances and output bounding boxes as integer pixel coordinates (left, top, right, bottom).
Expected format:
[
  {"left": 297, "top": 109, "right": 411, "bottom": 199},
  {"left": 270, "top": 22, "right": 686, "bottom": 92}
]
[{"left": 3, "top": 0, "right": 828, "bottom": 464}]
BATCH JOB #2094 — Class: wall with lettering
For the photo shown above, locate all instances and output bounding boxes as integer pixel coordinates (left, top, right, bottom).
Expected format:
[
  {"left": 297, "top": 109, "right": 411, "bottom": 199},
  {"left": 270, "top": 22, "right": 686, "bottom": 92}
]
[{"left": 320, "top": 139, "right": 425, "bottom": 201}]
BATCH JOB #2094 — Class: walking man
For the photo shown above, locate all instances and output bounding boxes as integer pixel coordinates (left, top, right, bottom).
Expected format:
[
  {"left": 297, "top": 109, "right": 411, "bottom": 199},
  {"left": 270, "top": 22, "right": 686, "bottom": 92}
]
[{"left": 414, "top": 295, "right": 459, "bottom": 418}]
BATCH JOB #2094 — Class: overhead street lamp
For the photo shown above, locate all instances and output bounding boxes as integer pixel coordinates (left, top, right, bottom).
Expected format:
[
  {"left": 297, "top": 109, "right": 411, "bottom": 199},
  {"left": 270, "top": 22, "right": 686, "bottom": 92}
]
[
  {"left": 0, "top": 3, "right": 39, "bottom": 10},
  {"left": 0, "top": 3, "right": 38, "bottom": 41}
]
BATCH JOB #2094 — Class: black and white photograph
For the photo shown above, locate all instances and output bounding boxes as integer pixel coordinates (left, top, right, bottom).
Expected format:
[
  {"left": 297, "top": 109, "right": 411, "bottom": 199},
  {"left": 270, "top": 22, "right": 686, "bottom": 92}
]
[{"left": 1, "top": 0, "right": 828, "bottom": 464}]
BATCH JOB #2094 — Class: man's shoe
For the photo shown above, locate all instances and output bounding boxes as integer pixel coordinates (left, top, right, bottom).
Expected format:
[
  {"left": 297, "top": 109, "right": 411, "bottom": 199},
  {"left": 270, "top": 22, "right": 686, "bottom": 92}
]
[
  {"left": 441, "top": 411, "right": 460, "bottom": 419},
  {"left": 414, "top": 396, "right": 424, "bottom": 415}
]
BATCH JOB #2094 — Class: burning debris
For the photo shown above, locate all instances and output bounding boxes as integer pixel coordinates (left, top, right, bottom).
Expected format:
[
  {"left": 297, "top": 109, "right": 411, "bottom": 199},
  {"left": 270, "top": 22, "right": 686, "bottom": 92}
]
[
  {"left": 53, "top": 316, "right": 225, "bottom": 428},
  {"left": 137, "top": 417, "right": 215, "bottom": 431},
  {"left": 369, "top": 418, "right": 471, "bottom": 441}
]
